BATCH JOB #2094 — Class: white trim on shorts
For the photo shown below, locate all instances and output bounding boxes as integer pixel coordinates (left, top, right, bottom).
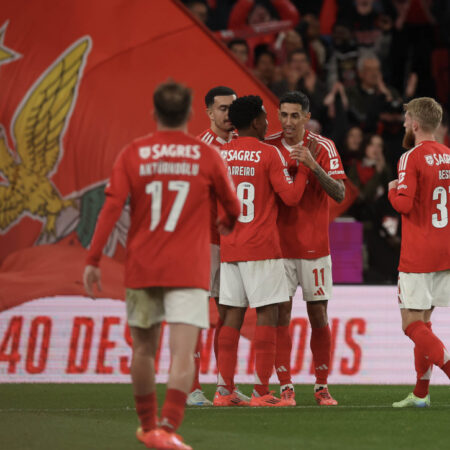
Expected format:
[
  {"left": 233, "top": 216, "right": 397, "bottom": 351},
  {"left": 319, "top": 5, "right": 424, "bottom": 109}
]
[
  {"left": 398, "top": 271, "right": 450, "bottom": 310},
  {"left": 209, "top": 244, "right": 220, "bottom": 298},
  {"left": 125, "top": 287, "right": 209, "bottom": 329},
  {"left": 283, "top": 255, "right": 333, "bottom": 301},
  {"left": 219, "top": 259, "right": 289, "bottom": 308}
]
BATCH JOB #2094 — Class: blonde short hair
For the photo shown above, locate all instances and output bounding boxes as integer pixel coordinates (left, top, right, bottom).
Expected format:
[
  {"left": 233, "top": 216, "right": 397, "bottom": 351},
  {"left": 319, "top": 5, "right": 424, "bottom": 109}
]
[{"left": 404, "top": 97, "right": 443, "bottom": 133}]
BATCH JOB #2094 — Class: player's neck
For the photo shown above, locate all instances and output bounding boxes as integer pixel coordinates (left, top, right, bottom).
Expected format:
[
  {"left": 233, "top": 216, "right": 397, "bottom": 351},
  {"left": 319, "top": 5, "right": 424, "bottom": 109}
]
[
  {"left": 238, "top": 129, "right": 258, "bottom": 139},
  {"left": 415, "top": 132, "right": 435, "bottom": 146},
  {"left": 283, "top": 128, "right": 305, "bottom": 146},
  {"left": 157, "top": 123, "right": 188, "bottom": 133},
  {"left": 211, "top": 123, "right": 231, "bottom": 141}
]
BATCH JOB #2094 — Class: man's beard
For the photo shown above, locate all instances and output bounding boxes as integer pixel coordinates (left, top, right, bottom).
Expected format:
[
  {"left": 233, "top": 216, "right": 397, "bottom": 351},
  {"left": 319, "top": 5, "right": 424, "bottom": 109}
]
[{"left": 402, "top": 129, "right": 415, "bottom": 150}]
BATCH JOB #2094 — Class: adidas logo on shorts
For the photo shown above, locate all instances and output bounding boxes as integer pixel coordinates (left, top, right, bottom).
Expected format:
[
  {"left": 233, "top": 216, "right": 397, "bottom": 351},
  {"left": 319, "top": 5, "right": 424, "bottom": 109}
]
[{"left": 314, "top": 287, "right": 325, "bottom": 296}]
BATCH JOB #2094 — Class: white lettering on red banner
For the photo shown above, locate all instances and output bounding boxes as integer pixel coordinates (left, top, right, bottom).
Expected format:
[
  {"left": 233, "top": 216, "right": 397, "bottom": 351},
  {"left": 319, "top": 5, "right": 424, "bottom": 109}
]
[{"left": 1, "top": 287, "right": 450, "bottom": 384}]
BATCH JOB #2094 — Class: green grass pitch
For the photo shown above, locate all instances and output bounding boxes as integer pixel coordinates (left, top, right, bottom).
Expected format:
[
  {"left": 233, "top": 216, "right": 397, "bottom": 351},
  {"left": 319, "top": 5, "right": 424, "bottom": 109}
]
[{"left": 1, "top": 384, "right": 449, "bottom": 449}]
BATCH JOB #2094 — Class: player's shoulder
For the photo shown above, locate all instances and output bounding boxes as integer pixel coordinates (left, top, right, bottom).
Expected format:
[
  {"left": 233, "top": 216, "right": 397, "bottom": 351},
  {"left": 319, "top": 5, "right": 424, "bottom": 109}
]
[
  {"left": 398, "top": 143, "right": 424, "bottom": 170},
  {"left": 306, "top": 131, "right": 338, "bottom": 158},
  {"left": 197, "top": 128, "right": 216, "bottom": 144},
  {"left": 265, "top": 131, "right": 283, "bottom": 144}
]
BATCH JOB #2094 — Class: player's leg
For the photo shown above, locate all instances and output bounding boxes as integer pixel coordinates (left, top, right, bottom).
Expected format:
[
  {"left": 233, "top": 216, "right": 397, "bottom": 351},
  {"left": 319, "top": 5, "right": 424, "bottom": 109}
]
[
  {"left": 143, "top": 288, "right": 208, "bottom": 450},
  {"left": 214, "top": 262, "right": 249, "bottom": 406},
  {"left": 413, "top": 308, "right": 433, "bottom": 399},
  {"left": 300, "top": 256, "right": 337, "bottom": 405},
  {"left": 400, "top": 273, "right": 450, "bottom": 375},
  {"left": 275, "top": 258, "right": 297, "bottom": 404},
  {"left": 188, "top": 244, "right": 221, "bottom": 406},
  {"left": 243, "top": 259, "right": 289, "bottom": 407},
  {"left": 394, "top": 272, "right": 450, "bottom": 408},
  {"left": 125, "top": 288, "right": 163, "bottom": 443}
]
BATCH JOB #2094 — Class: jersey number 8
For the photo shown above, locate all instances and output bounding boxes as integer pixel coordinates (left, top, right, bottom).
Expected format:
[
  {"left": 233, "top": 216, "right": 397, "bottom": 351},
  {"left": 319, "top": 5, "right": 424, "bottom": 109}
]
[{"left": 236, "top": 182, "right": 255, "bottom": 223}]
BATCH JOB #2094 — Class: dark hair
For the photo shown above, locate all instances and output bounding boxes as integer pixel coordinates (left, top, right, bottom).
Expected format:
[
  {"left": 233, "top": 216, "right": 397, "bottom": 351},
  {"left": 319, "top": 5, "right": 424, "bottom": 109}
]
[
  {"left": 204, "top": 86, "right": 237, "bottom": 107},
  {"left": 227, "top": 39, "right": 249, "bottom": 51},
  {"left": 254, "top": 44, "right": 276, "bottom": 66},
  {"left": 279, "top": 91, "right": 310, "bottom": 113},
  {"left": 153, "top": 80, "right": 192, "bottom": 127},
  {"left": 287, "top": 48, "right": 308, "bottom": 64},
  {"left": 228, "top": 95, "right": 264, "bottom": 130}
]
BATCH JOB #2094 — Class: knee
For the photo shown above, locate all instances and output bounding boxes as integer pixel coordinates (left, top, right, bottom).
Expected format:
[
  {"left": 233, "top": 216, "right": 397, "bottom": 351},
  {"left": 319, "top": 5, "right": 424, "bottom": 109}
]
[{"left": 278, "top": 301, "right": 292, "bottom": 326}]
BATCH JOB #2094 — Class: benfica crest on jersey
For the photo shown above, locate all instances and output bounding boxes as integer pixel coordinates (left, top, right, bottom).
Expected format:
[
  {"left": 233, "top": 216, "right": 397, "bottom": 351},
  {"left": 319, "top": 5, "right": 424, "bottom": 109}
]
[{"left": 424, "top": 155, "right": 434, "bottom": 166}]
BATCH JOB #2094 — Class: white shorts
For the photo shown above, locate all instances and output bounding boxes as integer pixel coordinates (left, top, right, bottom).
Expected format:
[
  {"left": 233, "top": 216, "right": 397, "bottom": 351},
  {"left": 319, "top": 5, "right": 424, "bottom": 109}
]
[
  {"left": 398, "top": 271, "right": 450, "bottom": 310},
  {"left": 219, "top": 259, "right": 289, "bottom": 308},
  {"left": 125, "top": 287, "right": 209, "bottom": 329},
  {"left": 209, "top": 244, "right": 220, "bottom": 298},
  {"left": 283, "top": 256, "right": 333, "bottom": 301}
]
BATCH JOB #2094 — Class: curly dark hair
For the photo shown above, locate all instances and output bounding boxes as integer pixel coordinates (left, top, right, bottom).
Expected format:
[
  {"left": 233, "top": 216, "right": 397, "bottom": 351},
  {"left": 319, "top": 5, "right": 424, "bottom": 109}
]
[{"left": 228, "top": 95, "right": 264, "bottom": 130}]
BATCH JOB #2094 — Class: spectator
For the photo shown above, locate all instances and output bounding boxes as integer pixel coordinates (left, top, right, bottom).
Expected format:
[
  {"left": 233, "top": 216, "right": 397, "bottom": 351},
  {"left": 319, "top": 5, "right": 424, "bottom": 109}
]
[
  {"left": 297, "top": 13, "right": 327, "bottom": 75},
  {"left": 271, "top": 49, "right": 327, "bottom": 124},
  {"left": 274, "top": 29, "right": 304, "bottom": 66},
  {"left": 347, "top": 133, "right": 399, "bottom": 283},
  {"left": 185, "top": 0, "right": 208, "bottom": 24},
  {"left": 339, "top": 125, "right": 364, "bottom": 170},
  {"left": 228, "top": 0, "right": 300, "bottom": 58},
  {"left": 227, "top": 38, "right": 250, "bottom": 66},
  {"left": 346, "top": 53, "right": 401, "bottom": 132},
  {"left": 389, "top": 0, "right": 437, "bottom": 97},
  {"left": 338, "top": 0, "right": 393, "bottom": 61},
  {"left": 326, "top": 23, "right": 359, "bottom": 90},
  {"left": 253, "top": 45, "right": 278, "bottom": 88}
]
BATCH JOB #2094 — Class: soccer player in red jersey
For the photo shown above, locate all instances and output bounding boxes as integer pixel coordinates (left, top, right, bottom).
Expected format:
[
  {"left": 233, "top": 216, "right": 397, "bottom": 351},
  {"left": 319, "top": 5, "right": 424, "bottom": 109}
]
[
  {"left": 214, "top": 95, "right": 309, "bottom": 407},
  {"left": 187, "top": 86, "right": 239, "bottom": 407},
  {"left": 265, "top": 91, "right": 346, "bottom": 406},
  {"left": 388, "top": 97, "right": 450, "bottom": 408},
  {"left": 83, "top": 81, "right": 240, "bottom": 449}
]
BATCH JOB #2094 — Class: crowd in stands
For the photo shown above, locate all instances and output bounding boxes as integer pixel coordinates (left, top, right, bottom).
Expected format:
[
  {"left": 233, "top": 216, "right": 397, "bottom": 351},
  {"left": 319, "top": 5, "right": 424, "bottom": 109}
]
[{"left": 182, "top": 0, "right": 450, "bottom": 283}]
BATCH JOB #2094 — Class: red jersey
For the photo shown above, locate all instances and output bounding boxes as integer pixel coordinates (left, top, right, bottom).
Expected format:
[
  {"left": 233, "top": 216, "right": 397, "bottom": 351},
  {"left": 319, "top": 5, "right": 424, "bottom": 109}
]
[
  {"left": 389, "top": 140, "right": 450, "bottom": 273},
  {"left": 86, "top": 130, "right": 240, "bottom": 290},
  {"left": 197, "top": 128, "right": 235, "bottom": 245},
  {"left": 220, "top": 136, "right": 308, "bottom": 262},
  {"left": 266, "top": 130, "right": 346, "bottom": 259}
]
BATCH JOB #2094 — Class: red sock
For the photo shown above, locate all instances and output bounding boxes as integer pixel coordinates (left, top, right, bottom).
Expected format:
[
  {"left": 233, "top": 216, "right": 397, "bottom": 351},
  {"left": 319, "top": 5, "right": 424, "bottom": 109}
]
[
  {"left": 310, "top": 324, "right": 331, "bottom": 385},
  {"left": 191, "top": 334, "right": 202, "bottom": 392},
  {"left": 413, "top": 322, "right": 433, "bottom": 398},
  {"left": 134, "top": 392, "right": 157, "bottom": 432},
  {"left": 214, "top": 317, "right": 223, "bottom": 365},
  {"left": 254, "top": 325, "right": 276, "bottom": 396},
  {"left": 217, "top": 326, "right": 240, "bottom": 392},
  {"left": 275, "top": 325, "right": 292, "bottom": 386},
  {"left": 160, "top": 389, "right": 187, "bottom": 433},
  {"left": 405, "top": 321, "right": 449, "bottom": 369}
]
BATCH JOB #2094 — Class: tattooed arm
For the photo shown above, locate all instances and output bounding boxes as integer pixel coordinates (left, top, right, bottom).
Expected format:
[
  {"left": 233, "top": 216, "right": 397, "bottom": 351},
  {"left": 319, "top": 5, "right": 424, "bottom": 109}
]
[
  {"left": 291, "top": 138, "right": 346, "bottom": 203},
  {"left": 311, "top": 164, "right": 345, "bottom": 203}
]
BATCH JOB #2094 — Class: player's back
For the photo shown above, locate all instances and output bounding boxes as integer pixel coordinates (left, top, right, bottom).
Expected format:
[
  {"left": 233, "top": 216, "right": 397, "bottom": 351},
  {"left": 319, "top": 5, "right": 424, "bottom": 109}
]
[
  {"left": 398, "top": 140, "right": 450, "bottom": 272},
  {"left": 220, "top": 136, "right": 288, "bottom": 262},
  {"left": 118, "top": 130, "right": 229, "bottom": 288}
]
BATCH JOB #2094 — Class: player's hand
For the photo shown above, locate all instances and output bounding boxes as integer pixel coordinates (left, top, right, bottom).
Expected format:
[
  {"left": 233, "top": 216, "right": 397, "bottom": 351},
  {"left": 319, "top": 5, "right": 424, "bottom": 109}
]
[
  {"left": 388, "top": 179, "right": 398, "bottom": 191},
  {"left": 83, "top": 265, "right": 102, "bottom": 299},
  {"left": 290, "top": 139, "right": 318, "bottom": 170}
]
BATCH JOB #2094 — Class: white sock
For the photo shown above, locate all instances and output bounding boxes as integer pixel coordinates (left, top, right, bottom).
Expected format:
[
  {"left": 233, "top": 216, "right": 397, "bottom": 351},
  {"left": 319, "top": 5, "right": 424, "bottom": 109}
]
[
  {"left": 314, "top": 384, "right": 327, "bottom": 392},
  {"left": 280, "top": 383, "right": 294, "bottom": 393}
]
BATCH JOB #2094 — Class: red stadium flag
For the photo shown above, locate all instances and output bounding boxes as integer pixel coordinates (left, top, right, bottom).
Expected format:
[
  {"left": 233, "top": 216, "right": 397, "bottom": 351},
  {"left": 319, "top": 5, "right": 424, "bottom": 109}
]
[{"left": 0, "top": 0, "right": 280, "bottom": 311}]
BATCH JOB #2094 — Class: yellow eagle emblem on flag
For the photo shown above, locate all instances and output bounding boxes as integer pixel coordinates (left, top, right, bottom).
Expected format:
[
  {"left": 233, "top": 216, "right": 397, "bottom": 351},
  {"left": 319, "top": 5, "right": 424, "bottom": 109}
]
[{"left": 0, "top": 38, "right": 90, "bottom": 235}]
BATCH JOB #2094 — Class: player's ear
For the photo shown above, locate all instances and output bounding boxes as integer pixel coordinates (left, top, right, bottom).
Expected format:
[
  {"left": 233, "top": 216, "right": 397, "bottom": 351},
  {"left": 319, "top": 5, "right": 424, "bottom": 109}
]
[{"left": 206, "top": 107, "right": 214, "bottom": 121}]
